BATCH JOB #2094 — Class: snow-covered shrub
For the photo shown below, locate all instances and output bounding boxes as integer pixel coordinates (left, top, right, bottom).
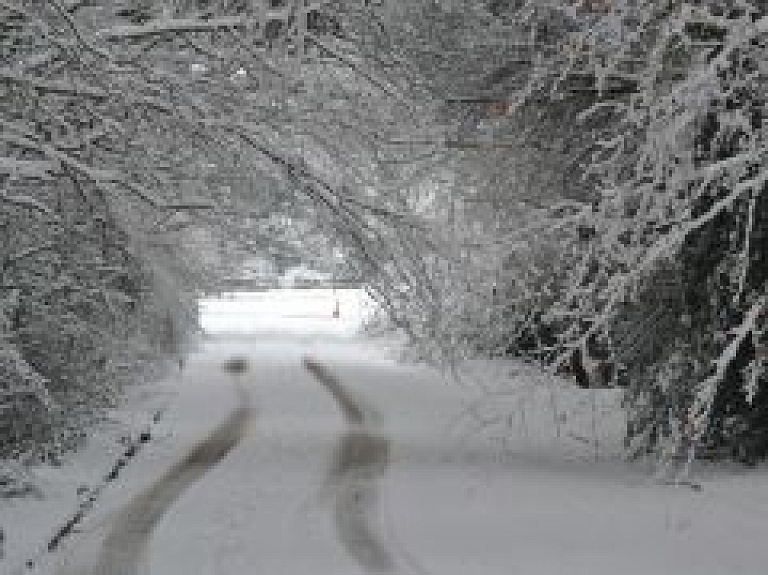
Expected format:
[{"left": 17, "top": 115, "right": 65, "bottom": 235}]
[
  {"left": 545, "top": 0, "right": 768, "bottom": 462},
  {"left": 403, "top": 0, "right": 768, "bottom": 463},
  {"left": 0, "top": 343, "right": 54, "bottom": 461}
]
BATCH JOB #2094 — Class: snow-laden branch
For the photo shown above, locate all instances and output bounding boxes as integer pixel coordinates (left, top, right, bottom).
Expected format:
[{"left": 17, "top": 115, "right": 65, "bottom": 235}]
[
  {"left": 99, "top": 17, "right": 253, "bottom": 40},
  {"left": 1, "top": 243, "right": 56, "bottom": 272},
  {"left": 208, "top": 120, "right": 427, "bottom": 228},
  {"left": 736, "top": 190, "right": 758, "bottom": 305},
  {"left": 233, "top": 126, "right": 436, "bottom": 308},
  {"left": 48, "top": 0, "right": 111, "bottom": 59},
  {"left": 0, "top": 69, "right": 108, "bottom": 99},
  {"left": 0, "top": 127, "right": 214, "bottom": 213},
  {"left": 0, "top": 191, "right": 52, "bottom": 215},
  {"left": 0, "top": 157, "right": 60, "bottom": 178},
  {"left": 640, "top": 166, "right": 768, "bottom": 271},
  {"left": 303, "top": 32, "right": 403, "bottom": 101},
  {"left": 551, "top": 163, "right": 767, "bottom": 375},
  {"left": 690, "top": 295, "right": 767, "bottom": 438}
]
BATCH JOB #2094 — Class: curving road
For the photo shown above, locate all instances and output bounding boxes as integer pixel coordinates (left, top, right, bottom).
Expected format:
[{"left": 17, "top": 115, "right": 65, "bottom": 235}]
[
  {"left": 52, "top": 341, "right": 404, "bottom": 575},
  {"left": 45, "top": 295, "right": 768, "bottom": 575}
]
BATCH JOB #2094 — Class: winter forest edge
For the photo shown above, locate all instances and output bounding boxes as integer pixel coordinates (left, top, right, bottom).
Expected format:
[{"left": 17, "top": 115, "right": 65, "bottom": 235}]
[{"left": 1, "top": 0, "right": 767, "bottom": 495}]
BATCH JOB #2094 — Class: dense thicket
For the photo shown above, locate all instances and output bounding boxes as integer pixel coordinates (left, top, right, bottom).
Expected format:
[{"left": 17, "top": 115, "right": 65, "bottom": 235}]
[
  {"left": 2, "top": 1, "right": 765, "bottom": 469},
  {"left": 1, "top": 0, "right": 435, "bottom": 466},
  {"left": 341, "top": 0, "right": 767, "bottom": 465}
]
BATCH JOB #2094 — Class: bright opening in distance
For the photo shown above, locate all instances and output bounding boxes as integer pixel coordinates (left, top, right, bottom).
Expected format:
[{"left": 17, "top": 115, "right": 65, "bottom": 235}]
[{"left": 198, "top": 288, "right": 375, "bottom": 336}]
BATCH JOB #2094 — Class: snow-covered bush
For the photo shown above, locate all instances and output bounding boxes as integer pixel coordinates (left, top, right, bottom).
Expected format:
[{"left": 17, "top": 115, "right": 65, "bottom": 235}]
[
  {"left": 543, "top": 0, "right": 768, "bottom": 461},
  {"left": 0, "top": 342, "right": 54, "bottom": 461},
  {"left": 378, "top": 0, "right": 768, "bottom": 463}
]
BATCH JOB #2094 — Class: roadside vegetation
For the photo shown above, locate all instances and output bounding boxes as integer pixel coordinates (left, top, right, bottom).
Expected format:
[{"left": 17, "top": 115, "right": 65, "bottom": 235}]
[{"left": 1, "top": 0, "right": 766, "bottom": 488}]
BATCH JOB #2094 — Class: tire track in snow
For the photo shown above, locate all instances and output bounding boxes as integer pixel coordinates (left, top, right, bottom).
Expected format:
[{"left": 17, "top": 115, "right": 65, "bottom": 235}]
[
  {"left": 303, "top": 357, "right": 396, "bottom": 572},
  {"left": 86, "top": 362, "right": 253, "bottom": 575}
]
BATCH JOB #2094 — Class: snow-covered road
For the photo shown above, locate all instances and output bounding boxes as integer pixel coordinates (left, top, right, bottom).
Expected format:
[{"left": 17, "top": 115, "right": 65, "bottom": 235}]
[
  {"left": 43, "top": 289, "right": 418, "bottom": 574},
  {"left": 20, "top": 290, "right": 766, "bottom": 575},
  {"left": 60, "top": 336, "right": 406, "bottom": 575}
]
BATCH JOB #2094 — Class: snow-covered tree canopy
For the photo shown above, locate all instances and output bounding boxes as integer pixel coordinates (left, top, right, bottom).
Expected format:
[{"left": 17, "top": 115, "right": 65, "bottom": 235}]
[
  {"left": 2, "top": 0, "right": 766, "bottom": 462},
  {"left": 346, "top": 0, "right": 768, "bottom": 460}
]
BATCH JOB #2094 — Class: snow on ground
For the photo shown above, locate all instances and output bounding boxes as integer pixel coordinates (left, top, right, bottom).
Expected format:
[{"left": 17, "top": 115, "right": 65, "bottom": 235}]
[
  {"left": 198, "top": 288, "right": 374, "bottom": 337},
  {"left": 2, "top": 288, "right": 767, "bottom": 574},
  {"left": 0, "top": 369, "right": 185, "bottom": 573},
  {"left": 320, "top": 352, "right": 768, "bottom": 575}
]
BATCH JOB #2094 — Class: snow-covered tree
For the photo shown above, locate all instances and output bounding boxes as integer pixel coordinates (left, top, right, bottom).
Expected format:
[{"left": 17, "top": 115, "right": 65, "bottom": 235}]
[{"left": 524, "top": 0, "right": 768, "bottom": 461}]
